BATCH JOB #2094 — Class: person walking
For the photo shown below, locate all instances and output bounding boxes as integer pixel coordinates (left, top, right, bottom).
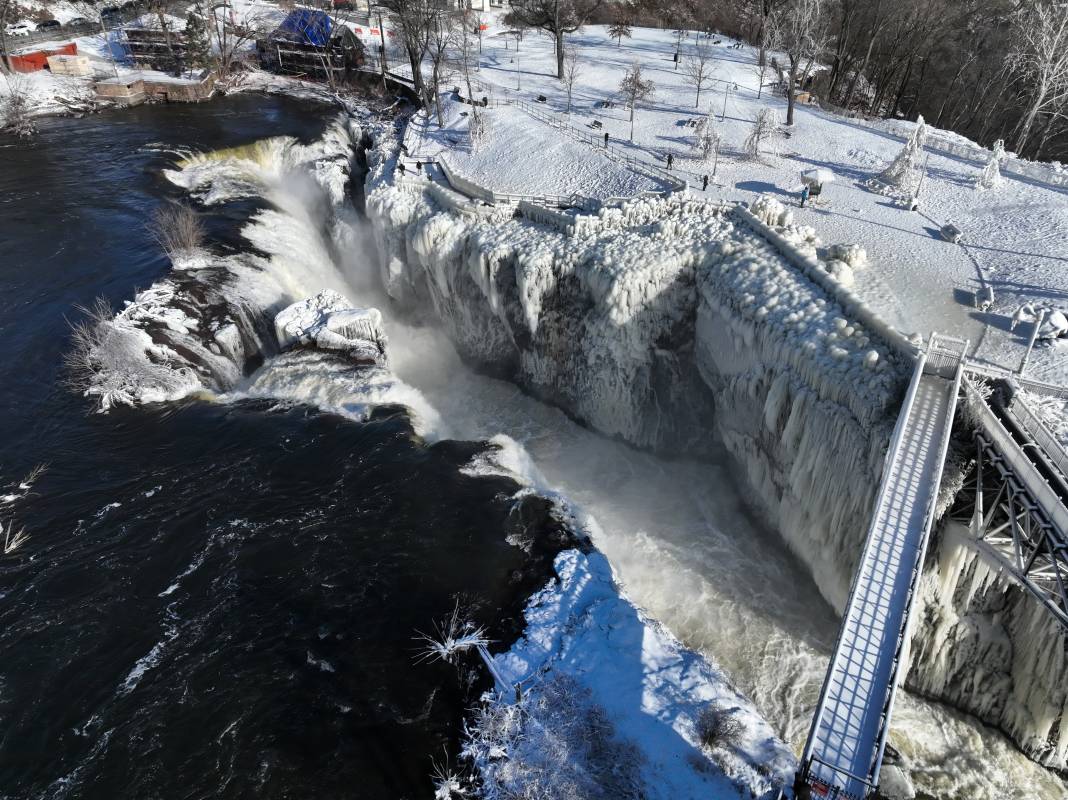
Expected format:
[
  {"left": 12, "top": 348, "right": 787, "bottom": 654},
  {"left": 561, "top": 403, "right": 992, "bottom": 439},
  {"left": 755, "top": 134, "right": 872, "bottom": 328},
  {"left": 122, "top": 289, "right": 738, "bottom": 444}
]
[
  {"left": 666, "top": 153, "right": 674, "bottom": 170},
  {"left": 702, "top": 174, "right": 709, "bottom": 191},
  {"left": 604, "top": 131, "right": 609, "bottom": 148},
  {"left": 799, "top": 184, "right": 810, "bottom": 208}
]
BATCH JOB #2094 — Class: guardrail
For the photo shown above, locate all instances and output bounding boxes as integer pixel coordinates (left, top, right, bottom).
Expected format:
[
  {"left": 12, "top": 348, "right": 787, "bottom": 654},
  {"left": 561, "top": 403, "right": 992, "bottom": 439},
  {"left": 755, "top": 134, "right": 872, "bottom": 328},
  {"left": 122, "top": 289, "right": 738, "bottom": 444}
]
[
  {"left": 1005, "top": 393, "right": 1068, "bottom": 482},
  {"left": 819, "top": 108, "right": 1068, "bottom": 190},
  {"left": 731, "top": 204, "right": 916, "bottom": 359}
]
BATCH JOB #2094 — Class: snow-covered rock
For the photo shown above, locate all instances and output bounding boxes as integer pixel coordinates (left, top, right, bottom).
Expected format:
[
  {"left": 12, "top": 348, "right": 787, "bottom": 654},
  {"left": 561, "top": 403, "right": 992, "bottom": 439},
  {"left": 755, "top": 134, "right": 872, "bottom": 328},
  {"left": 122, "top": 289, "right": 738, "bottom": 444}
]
[{"left": 275, "top": 289, "right": 387, "bottom": 365}]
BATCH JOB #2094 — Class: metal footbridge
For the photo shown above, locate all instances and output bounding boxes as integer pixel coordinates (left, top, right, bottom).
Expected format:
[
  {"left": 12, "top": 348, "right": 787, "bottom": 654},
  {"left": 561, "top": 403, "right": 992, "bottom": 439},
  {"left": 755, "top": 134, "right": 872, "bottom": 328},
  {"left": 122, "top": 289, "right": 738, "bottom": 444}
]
[
  {"left": 797, "top": 335, "right": 967, "bottom": 799},
  {"left": 793, "top": 331, "right": 1068, "bottom": 799}
]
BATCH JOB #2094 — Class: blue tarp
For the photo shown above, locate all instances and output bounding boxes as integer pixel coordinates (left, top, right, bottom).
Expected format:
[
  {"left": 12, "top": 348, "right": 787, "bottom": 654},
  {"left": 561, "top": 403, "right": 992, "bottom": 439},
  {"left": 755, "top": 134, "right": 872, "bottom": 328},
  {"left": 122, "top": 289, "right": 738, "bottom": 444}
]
[{"left": 276, "top": 9, "right": 332, "bottom": 46}]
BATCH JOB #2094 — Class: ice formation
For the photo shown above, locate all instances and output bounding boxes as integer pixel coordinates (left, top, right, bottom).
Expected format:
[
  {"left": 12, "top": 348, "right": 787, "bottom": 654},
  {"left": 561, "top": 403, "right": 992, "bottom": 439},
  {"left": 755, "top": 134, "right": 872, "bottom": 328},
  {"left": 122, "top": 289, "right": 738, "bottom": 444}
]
[
  {"left": 367, "top": 147, "right": 907, "bottom": 609},
  {"left": 78, "top": 116, "right": 365, "bottom": 410},
  {"left": 908, "top": 522, "right": 1068, "bottom": 771},
  {"left": 363, "top": 128, "right": 1068, "bottom": 774},
  {"left": 275, "top": 290, "right": 387, "bottom": 365}
]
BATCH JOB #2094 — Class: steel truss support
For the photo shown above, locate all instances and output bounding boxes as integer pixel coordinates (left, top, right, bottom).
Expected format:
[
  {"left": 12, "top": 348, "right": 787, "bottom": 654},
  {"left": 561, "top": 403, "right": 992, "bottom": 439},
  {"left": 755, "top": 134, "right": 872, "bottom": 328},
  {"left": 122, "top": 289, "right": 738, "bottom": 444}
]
[{"left": 949, "top": 433, "right": 1068, "bottom": 629}]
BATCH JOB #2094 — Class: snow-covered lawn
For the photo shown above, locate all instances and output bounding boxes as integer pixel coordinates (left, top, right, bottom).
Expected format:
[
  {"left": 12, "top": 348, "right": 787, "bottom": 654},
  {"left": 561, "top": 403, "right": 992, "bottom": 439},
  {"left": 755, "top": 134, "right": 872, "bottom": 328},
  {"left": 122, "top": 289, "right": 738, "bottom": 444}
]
[
  {"left": 403, "top": 16, "right": 1068, "bottom": 387},
  {"left": 404, "top": 97, "right": 667, "bottom": 200}
]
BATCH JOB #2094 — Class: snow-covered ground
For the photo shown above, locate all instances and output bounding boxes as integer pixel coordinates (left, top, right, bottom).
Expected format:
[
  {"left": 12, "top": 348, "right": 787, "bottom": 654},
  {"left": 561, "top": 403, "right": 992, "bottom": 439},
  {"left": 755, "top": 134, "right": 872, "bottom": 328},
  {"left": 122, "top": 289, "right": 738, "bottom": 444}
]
[
  {"left": 393, "top": 16, "right": 1068, "bottom": 390},
  {"left": 404, "top": 97, "right": 667, "bottom": 200}
]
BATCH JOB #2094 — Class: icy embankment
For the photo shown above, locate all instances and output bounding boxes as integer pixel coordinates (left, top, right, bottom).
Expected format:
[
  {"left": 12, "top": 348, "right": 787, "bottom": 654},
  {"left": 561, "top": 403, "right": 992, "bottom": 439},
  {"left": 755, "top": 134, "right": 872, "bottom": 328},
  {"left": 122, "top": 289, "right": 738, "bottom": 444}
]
[
  {"left": 74, "top": 116, "right": 364, "bottom": 411},
  {"left": 907, "top": 522, "right": 1068, "bottom": 772},
  {"left": 462, "top": 438, "right": 795, "bottom": 800},
  {"left": 363, "top": 131, "right": 1068, "bottom": 775},
  {"left": 365, "top": 132, "right": 906, "bottom": 611}
]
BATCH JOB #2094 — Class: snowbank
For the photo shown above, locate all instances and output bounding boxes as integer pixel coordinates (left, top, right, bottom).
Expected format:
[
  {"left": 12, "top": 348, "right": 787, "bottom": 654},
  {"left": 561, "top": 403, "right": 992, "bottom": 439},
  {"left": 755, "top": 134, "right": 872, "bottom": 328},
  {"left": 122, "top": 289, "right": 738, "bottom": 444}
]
[
  {"left": 472, "top": 549, "right": 795, "bottom": 800},
  {"left": 460, "top": 436, "right": 795, "bottom": 799}
]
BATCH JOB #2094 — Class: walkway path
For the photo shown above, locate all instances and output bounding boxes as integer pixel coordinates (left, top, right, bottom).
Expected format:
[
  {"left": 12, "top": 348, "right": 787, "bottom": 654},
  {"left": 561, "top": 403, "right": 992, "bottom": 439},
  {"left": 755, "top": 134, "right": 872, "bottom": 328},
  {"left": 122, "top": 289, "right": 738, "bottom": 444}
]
[{"left": 802, "top": 340, "right": 964, "bottom": 798}]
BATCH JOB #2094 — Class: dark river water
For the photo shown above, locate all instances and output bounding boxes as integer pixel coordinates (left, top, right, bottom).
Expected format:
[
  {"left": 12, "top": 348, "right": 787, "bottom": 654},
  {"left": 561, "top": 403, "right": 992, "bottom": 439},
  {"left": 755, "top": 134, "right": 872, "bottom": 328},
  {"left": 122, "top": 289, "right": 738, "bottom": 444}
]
[{"left": 0, "top": 95, "right": 562, "bottom": 799}]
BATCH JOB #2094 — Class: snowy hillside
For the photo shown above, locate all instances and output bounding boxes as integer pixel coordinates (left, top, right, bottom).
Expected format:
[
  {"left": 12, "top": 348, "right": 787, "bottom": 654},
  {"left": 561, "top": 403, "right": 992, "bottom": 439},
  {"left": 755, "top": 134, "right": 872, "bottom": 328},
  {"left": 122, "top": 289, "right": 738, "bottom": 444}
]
[{"left": 377, "top": 14, "right": 1068, "bottom": 390}]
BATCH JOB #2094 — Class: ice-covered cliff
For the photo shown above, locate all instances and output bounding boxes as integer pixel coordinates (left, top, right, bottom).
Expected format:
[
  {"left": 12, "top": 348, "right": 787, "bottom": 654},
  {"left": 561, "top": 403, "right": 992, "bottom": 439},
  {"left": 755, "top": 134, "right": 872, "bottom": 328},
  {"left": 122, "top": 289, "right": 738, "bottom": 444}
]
[
  {"left": 365, "top": 135, "right": 907, "bottom": 610},
  {"left": 362, "top": 130, "right": 1068, "bottom": 778},
  {"left": 908, "top": 521, "right": 1068, "bottom": 772}
]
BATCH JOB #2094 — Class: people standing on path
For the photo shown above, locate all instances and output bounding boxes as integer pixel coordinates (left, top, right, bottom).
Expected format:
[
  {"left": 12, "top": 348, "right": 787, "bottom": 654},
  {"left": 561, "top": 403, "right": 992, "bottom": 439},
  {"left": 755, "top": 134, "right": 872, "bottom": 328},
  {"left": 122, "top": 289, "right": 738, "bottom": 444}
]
[
  {"left": 604, "top": 131, "right": 609, "bottom": 148},
  {"left": 702, "top": 174, "right": 709, "bottom": 191},
  {"left": 666, "top": 153, "right": 674, "bottom": 170},
  {"left": 799, "top": 184, "right": 810, "bottom": 207}
]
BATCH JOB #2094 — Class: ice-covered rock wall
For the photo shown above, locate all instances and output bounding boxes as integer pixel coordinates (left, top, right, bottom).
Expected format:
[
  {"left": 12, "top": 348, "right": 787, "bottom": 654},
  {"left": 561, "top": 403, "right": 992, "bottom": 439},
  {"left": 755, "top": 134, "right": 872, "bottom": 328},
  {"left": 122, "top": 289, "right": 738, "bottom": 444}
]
[
  {"left": 364, "top": 137, "right": 909, "bottom": 607},
  {"left": 79, "top": 116, "right": 364, "bottom": 410},
  {"left": 908, "top": 522, "right": 1068, "bottom": 773},
  {"left": 363, "top": 134, "right": 1068, "bottom": 774}
]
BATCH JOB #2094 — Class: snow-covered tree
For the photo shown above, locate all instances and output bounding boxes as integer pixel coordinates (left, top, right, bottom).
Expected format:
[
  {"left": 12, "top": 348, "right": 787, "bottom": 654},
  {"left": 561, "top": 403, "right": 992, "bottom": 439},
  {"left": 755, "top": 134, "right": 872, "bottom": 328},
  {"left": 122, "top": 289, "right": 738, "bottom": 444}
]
[
  {"left": 877, "top": 114, "right": 927, "bottom": 190},
  {"left": 561, "top": 46, "right": 581, "bottom": 112},
  {"left": 976, "top": 138, "right": 1005, "bottom": 190},
  {"left": 695, "top": 109, "right": 720, "bottom": 164},
  {"left": 0, "top": 71, "right": 34, "bottom": 137},
  {"left": 608, "top": 21, "right": 632, "bottom": 47},
  {"left": 745, "top": 108, "right": 779, "bottom": 157},
  {"left": 1006, "top": 1, "right": 1068, "bottom": 155},
  {"left": 184, "top": 9, "right": 212, "bottom": 71},
  {"left": 681, "top": 43, "right": 716, "bottom": 107},
  {"left": 619, "top": 62, "right": 654, "bottom": 141}
]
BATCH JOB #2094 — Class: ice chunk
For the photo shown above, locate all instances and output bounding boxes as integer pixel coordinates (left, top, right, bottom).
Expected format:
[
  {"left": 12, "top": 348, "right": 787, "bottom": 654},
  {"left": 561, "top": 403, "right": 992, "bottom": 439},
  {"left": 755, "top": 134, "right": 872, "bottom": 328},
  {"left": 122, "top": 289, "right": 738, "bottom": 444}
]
[{"left": 275, "top": 290, "right": 388, "bottom": 365}]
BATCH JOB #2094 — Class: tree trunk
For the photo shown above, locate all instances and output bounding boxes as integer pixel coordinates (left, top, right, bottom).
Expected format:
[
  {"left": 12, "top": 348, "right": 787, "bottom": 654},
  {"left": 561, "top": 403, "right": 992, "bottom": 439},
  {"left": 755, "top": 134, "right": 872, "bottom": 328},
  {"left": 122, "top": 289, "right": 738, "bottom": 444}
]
[
  {"left": 786, "top": 60, "right": 798, "bottom": 125},
  {"left": 1014, "top": 82, "right": 1047, "bottom": 154},
  {"left": 889, "top": 54, "right": 914, "bottom": 119},
  {"left": 555, "top": 29, "right": 564, "bottom": 78}
]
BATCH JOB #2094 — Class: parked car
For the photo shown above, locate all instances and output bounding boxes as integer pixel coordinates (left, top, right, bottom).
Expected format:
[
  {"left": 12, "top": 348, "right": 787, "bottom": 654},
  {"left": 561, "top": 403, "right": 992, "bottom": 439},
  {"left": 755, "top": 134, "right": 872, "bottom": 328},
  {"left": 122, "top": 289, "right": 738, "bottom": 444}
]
[
  {"left": 4, "top": 22, "right": 33, "bottom": 36},
  {"left": 69, "top": 16, "right": 91, "bottom": 26},
  {"left": 36, "top": 19, "right": 62, "bottom": 31}
]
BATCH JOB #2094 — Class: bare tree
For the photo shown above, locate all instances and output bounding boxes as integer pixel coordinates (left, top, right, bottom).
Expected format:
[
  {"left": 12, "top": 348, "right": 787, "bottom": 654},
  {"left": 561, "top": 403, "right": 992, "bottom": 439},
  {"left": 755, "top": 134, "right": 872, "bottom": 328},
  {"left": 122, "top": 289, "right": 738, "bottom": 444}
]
[
  {"left": 608, "top": 21, "right": 632, "bottom": 47},
  {"left": 1, "top": 0, "right": 16, "bottom": 72},
  {"left": 425, "top": 9, "right": 456, "bottom": 123},
  {"left": 745, "top": 108, "right": 779, "bottom": 157},
  {"left": 619, "top": 62, "right": 654, "bottom": 141},
  {"left": 380, "top": 0, "right": 438, "bottom": 101},
  {"left": 561, "top": 45, "right": 580, "bottom": 112},
  {"left": 1007, "top": 1, "right": 1068, "bottom": 154},
  {"left": 506, "top": 0, "right": 602, "bottom": 79},
  {"left": 681, "top": 42, "right": 716, "bottom": 107},
  {"left": 768, "top": 0, "right": 828, "bottom": 125},
  {"left": 454, "top": 9, "right": 487, "bottom": 151},
  {"left": 206, "top": 1, "right": 274, "bottom": 79}
]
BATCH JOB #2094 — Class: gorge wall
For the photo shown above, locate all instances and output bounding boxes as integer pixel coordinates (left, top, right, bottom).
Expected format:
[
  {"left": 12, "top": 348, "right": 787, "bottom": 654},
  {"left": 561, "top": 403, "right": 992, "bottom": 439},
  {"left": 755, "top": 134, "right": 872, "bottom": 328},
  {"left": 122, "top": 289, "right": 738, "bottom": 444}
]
[{"left": 363, "top": 129, "right": 1068, "bottom": 774}]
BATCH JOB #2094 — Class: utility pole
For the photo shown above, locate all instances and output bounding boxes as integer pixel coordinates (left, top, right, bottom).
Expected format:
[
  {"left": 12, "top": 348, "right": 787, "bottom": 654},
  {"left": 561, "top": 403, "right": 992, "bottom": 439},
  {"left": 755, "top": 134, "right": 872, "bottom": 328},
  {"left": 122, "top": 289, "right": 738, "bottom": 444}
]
[
  {"left": 1020, "top": 308, "right": 1048, "bottom": 374},
  {"left": 721, "top": 84, "right": 731, "bottom": 122}
]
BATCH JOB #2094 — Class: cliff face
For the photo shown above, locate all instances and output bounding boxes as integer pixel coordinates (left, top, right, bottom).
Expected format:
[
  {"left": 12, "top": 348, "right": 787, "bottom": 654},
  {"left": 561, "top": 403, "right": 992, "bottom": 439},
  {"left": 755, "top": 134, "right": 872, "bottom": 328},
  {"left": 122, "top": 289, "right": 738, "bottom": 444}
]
[
  {"left": 363, "top": 132, "right": 1068, "bottom": 776},
  {"left": 364, "top": 136, "right": 906, "bottom": 609},
  {"left": 908, "top": 522, "right": 1068, "bottom": 772}
]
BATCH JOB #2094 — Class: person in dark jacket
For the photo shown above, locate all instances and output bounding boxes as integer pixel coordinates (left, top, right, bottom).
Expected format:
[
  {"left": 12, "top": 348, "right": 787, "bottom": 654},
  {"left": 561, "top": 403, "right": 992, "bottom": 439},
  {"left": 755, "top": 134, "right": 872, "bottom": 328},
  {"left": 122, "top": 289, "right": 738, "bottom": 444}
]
[
  {"left": 800, "top": 185, "right": 810, "bottom": 207},
  {"left": 702, "top": 174, "right": 709, "bottom": 191}
]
